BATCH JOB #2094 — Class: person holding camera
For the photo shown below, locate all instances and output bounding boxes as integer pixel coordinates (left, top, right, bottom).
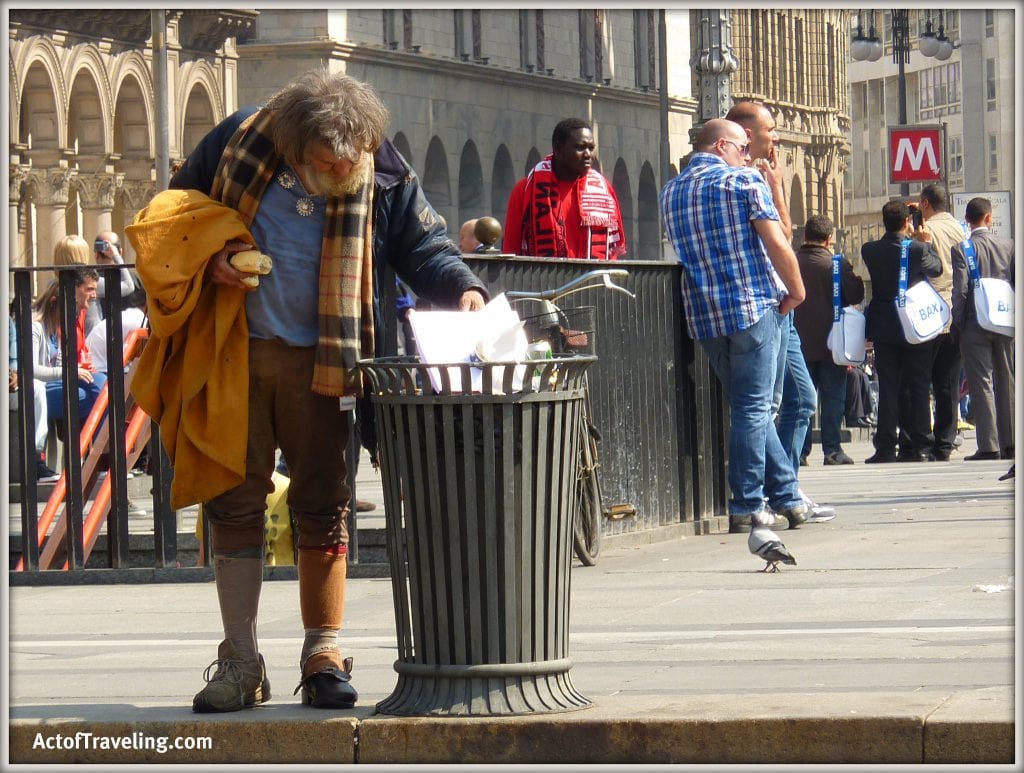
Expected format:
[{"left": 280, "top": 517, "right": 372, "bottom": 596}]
[
  {"left": 861, "top": 200, "right": 942, "bottom": 463},
  {"left": 92, "top": 231, "right": 138, "bottom": 326}
]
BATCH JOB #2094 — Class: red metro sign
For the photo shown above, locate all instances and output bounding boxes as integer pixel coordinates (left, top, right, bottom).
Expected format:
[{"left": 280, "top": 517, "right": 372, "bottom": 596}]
[{"left": 889, "top": 126, "right": 943, "bottom": 183}]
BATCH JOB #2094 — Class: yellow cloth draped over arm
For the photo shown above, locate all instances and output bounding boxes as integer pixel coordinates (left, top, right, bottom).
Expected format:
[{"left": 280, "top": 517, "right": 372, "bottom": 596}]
[{"left": 126, "top": 189, "right": 253, "bottom": 510}]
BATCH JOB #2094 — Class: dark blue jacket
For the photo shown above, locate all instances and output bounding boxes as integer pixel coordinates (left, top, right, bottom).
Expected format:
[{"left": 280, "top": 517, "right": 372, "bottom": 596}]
[{"left": 169, "top": 107, "right": 486, "bottom": 338}]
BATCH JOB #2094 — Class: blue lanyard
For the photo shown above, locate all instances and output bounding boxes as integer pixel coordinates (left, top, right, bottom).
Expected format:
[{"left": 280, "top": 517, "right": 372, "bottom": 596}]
[
  {"left": 897, "top": 239, "right": 911, "bottom": 308},
  {"left": 832, "top": 254, "right": 842, "bottom": 322},
  {"left": 959, "top": 222, "right": 981, "bottom": 287}
]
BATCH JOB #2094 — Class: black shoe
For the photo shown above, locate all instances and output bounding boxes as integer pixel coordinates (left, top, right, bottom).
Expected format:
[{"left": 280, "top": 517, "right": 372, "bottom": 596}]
[
  {"left": 865, "top": 452, "right": 898, "bottom": 464},
  {"left": 823, "top": 451, "right": 855, "bottom": 465},
  {"left": 897, "top": 451, "right": 932, "bottom": 462},
  {"left": 965, "top": 450, "right": 1000, "bottom": 461},
  {"left": 799, "top": 455, "right": 809, "bottom": 467},
  {"left": 1001, "top": 447, "right": 1015, "bottom": 460},
  {"left": 295, "top": 657, "right": 358, "bottom": 709},
  {"left": 35, "top": 460, "right": 60, "bottom": 483},
  {"left": 998, "top": 465, "right": 1015, "bottom": 481},
  {"left": 930, "top": 450, "right": 950, "bottom": 461}
]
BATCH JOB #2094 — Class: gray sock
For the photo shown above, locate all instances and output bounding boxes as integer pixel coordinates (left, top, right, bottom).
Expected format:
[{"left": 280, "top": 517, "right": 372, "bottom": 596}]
[
  {"left": 300, "top": 627, "right": 339, "bottom": 669},
  {"left": 213, "top": 551, "right": 264, "bottom": 660}
]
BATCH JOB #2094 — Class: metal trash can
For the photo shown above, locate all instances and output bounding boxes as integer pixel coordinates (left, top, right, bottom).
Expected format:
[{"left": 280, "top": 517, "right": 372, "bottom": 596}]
[{"left": 358, "top": 355, "right": 595, "bottom": 716}]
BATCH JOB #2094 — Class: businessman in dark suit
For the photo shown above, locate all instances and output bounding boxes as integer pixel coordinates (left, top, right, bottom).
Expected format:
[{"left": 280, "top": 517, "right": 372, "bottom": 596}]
[
  {"left": 951, "top": 196, "right": 1015, "bottom": 461},
  {"left": 861, "top": 200, "right": 943, "bottom": 463}
]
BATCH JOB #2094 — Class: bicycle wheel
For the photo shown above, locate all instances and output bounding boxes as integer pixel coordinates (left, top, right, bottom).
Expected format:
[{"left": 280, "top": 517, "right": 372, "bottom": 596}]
[{"left": 572, "top": 410, "right": 603, "bottom": 566}]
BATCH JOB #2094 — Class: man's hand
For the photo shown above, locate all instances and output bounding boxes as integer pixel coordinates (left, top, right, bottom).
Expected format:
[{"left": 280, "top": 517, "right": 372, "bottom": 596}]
[
  {"left": 96, "top": 240, "right": 121, "bottom": 264},
  {"left": 9, "top": 368, "right": 18, "bottom": 392},
  {"left": 77, "top": 366, "right": 95, "bottom": 385},
  {"left": 457, "top": 289, "right": 487, "bottom": 311},
  {"left": 911, "top": 224, "right": 932, "bottom": 243},
  {"left": 754, "top": 158, "right": 783, "bottom": 191},
  {"left": 779, "top": 293, "right": 804, "bottom": 316},
  {"left": 203, "top": 240, "right": 259, "bottom": 291}
]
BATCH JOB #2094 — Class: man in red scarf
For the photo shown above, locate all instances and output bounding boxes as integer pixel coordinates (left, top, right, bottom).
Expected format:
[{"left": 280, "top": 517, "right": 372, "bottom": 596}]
[{"left": 503, "top": 118, "right": 627, "bottom": 260}]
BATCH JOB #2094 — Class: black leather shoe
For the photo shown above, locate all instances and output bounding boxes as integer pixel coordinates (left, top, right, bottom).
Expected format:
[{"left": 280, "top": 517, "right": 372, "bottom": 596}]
[
  {"left": 965, "top": 450, "right": 1000, "bottom": 461},
  {"left": 865, "top": 452, "right": 898, "bottom": 464},
  {"left": 897, "top": 450, "right": 933, "bottom": 462},
  {"left": 930, "top": 450, "right": 951, "bottom": 461},
  {"left": 295, "top": 657, "right": 358, "bottom": 709}
]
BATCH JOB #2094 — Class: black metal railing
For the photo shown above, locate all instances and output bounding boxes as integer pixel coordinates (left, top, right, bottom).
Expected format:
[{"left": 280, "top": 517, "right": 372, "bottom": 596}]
[
  {"left": 8, "top": 264, "right": 183, "bottom": 577},
  {"left": 464, "top": 255, "right": 728, "bottom": 537},
  {"left": 9, "top": 256, "right": 729, "bottom": 581}
]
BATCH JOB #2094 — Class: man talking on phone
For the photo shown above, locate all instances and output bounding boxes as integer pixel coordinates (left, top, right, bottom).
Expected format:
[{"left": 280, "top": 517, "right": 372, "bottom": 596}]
[{"left": 725, "top": 101, "right": 836, "bottom": 520}]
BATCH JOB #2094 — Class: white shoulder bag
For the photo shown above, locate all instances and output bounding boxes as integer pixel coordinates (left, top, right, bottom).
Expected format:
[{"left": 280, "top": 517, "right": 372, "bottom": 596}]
[
  {"left": 826, "top": 253, "right": 866, "bottom": 365},
  {"left": 895, "top": 239, "right": 949, "bottom": 344},
  {"left": 960, "top": 226, "right": 1014, "bottom": 337}
]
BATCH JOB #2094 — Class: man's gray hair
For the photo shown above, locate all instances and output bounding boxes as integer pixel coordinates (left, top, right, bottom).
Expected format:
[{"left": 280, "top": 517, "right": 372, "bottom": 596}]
[{"left": 266, "top": 68, "right": 390, "bottom": 167}]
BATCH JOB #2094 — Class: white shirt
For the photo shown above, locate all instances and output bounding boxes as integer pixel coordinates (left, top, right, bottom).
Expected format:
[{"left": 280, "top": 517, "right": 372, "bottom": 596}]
[{"left": 86, "top": 307, "right": 147, "bottom": 374}]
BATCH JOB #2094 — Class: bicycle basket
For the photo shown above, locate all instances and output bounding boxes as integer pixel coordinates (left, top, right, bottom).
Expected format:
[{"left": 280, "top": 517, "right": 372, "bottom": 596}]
[{"left": 520, "top": 305, "right": 596, "bottom": 356}]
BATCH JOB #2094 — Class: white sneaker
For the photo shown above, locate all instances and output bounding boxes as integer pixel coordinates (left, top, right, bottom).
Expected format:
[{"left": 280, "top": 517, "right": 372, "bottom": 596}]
[
  {"left": 794, "top": 489, "right": 835, "bottom": 524},
  {"left": 799, "top": 489, "right": 837, "bottom": 522}
]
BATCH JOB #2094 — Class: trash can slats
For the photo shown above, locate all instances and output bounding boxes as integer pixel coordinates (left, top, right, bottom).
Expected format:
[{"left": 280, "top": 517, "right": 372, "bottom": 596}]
[{"left": 360, "top": 356, "right": 594, "bottom": 716}]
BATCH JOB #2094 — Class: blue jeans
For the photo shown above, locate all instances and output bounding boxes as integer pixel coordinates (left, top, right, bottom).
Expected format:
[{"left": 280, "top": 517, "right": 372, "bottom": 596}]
[
  {"left": 45, "top": 372, "right": 107, "bottom": 423},
  {"left": 772, "top": 313, "right": 817, "bottom": 473},
  {"left": 700, "top": 309, "right": 802, "bottom": 515}
]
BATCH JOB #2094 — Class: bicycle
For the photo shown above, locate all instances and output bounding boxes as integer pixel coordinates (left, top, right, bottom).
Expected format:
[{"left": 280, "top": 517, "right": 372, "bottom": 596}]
[{"left": 505, "top": 269, "right": 635, "bottom": 566}]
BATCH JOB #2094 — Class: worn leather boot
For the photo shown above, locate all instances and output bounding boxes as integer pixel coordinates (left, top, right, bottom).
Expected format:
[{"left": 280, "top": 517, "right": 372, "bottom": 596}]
[{"left": 192, "top": 639, "right": 271, "bottom": 713}]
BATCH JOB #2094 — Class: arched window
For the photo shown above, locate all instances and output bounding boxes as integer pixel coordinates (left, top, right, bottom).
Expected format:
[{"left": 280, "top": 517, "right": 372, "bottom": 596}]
[{"left": 458, "top": 140, "right": 484, "bottom": 228}]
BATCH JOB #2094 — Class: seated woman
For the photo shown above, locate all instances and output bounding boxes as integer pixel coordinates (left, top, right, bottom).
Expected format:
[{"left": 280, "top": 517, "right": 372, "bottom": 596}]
[{"left": 32, "top": 266, "right": 107, "bottom": 431}]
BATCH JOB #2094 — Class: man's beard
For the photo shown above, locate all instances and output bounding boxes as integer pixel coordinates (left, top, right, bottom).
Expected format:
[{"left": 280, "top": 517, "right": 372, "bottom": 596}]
[{"left": 301, "top": 152, "right": 372, "bottom": 197}]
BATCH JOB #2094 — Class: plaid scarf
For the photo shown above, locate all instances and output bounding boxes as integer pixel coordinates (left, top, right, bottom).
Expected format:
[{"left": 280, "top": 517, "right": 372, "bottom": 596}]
[{"left": 210, "top": 108, "right": 375, "bottom": 397}]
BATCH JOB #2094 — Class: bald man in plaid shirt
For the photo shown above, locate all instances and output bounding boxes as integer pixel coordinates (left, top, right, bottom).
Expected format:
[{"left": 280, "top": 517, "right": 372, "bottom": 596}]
[{"left": 660, "top": 118, "right": 808, "bottom": 535}]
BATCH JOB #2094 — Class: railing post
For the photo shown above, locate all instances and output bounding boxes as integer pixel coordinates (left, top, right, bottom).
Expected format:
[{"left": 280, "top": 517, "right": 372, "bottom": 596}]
[
  {"left": 100, "top": 266, "right": 131, "bottom": 567},
  {"left": 57, "top": 269, "right": 86, "bottom": 570},
  {"left": 13, "top": 270, "right": 40, "bottom": 570},
  {"left": 150, "top": 425, "right": 178, "bottom": 567}
]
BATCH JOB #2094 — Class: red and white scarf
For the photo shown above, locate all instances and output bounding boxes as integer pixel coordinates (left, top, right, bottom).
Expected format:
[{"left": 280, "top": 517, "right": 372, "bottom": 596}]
[{"left": 517, "top": 155, "right": 625, "bottom": 260}]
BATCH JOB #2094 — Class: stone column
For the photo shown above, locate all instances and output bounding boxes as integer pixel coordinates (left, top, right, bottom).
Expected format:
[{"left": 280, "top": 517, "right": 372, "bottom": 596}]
[
  {"left": 76, "top": 171, "right": 124, "bottom": 243},
  {"left": 119, "top": 179, "right": 157, "bottom": 262},
  {"left": 8, "top": 164, "right": 28, "bottom": 268},
  {"left": 688, "top": 10, "right": 739, "bottom": 148},
  {"left": 25, "top": 165, "right": 77, "bottom": 268}
]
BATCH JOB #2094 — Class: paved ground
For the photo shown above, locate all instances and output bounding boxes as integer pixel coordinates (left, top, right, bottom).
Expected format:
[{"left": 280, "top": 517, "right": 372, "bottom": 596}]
[{"left": 5, "top": 433, "right": 1017, "bottom": 766}]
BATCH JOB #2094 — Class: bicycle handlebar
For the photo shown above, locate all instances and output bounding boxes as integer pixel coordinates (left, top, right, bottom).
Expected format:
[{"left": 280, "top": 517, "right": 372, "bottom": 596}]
[{"left": 504, "top": 268, "right": 635, "bottom": 303}]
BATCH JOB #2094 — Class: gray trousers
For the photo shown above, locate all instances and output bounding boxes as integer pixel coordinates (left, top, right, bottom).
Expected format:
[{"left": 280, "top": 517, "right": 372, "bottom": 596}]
[{"left": 959, "top": 322, "right": 1015, "bottom": 454}]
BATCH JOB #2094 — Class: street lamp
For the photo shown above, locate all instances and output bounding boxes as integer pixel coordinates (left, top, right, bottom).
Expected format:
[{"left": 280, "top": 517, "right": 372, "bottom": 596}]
[{"left": 850, "top": 9, "right": 959, "bottom": 194}]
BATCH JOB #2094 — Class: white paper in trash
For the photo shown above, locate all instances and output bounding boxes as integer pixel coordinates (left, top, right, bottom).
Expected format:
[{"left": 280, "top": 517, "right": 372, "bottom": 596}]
[{"left": 408, "top": 293, "right": 530, "bottom": 392}]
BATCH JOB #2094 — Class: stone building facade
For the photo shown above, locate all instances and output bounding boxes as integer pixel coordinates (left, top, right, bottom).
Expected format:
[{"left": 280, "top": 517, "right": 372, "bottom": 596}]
[
  {"left": 8, "top": 9, "right": 257, "bottom": 278},
  {"left": 844, "top": 8, "right": 1016, "bottom": 273},
  {"left": 7, "top": 8, "right": 852, "bottom": 282},
  {"left": 728, "top": 8, "right": 852, "bottom": 246}
]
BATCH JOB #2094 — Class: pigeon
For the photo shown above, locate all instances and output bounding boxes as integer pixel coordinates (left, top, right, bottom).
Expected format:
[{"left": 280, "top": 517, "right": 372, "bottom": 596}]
[{"left": 748, "top": 526, "right": 796, "bottom": 573}]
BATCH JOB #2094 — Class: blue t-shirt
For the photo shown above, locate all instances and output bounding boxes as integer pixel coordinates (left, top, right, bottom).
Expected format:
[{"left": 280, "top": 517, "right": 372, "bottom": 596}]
[{"left": 245, "top": 164, "right": 325, "bottom": 346}]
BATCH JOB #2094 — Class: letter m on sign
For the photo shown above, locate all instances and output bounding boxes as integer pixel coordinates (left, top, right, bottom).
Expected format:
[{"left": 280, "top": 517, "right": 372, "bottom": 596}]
[{"left": 889, "top": 126, "right": 943, "bottom": 183}]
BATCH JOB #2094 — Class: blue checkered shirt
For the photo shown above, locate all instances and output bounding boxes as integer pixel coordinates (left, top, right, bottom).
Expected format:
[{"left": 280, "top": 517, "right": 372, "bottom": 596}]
[{"left": 660, "top": 153, "right": 785, "bottom": 340}]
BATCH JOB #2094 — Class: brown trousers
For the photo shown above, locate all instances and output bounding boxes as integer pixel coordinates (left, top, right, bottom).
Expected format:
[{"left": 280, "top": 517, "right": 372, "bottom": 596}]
[{"left": 204, "top": 339, "right": 351, "bottom": 553}]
